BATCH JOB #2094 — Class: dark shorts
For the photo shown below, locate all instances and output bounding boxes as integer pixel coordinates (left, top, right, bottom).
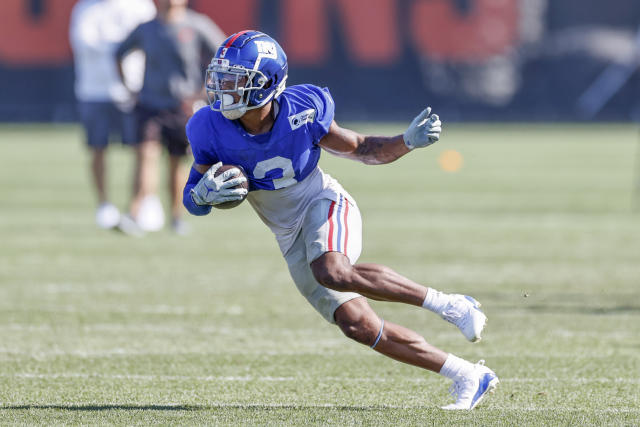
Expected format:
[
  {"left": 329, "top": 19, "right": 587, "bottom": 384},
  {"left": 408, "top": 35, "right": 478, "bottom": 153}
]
[
  {"left": 79, "top": 101, "right": 137, "bottom": 148},
  {"left": 135, "top": 104, "right": 190, "bottom": 157}
]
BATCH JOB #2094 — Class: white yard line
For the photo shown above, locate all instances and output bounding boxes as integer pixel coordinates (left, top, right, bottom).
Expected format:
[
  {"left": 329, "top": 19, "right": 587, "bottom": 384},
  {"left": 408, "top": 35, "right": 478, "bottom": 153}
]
[
  {"left": 0, "top": 400, "right": 636, "bottom": 414},
  {"left": 1, "top": 348, "right": 632, "bottom": 359},
  {"left": 2, "top": 324, "right": 637, "bottom": 341},
  {"left": 4, "top": 373, "right": 640, "bottom": 384}
]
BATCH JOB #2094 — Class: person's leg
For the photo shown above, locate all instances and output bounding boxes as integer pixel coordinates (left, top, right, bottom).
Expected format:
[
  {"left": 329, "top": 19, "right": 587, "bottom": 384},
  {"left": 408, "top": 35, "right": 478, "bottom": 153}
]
[
  {"left": 334, "top": 296, "right": 499, "bottom": 410},
  {"left": 80, "top": 101, "right": 110, "bottom": 203},
  {"left": 130, "top": 138, "right": 160, "bottom": 217},
  {"left": 168, "top": 154, "right": 186, "bottom": 220},
  {"left": 118, "top": 135, "right": 161, "bottom": 236},
  {"left": 335, "top": 296, "right": 447, "bottom": 372},
  {"left": 164, "top": 108, "right": 191, "bottom": 234},
  {"left": 310, "top": 194, "right": 486, "bottom": 342},
  {"left": 286, "top": 196, "right": 497, "bottom": 409},
  {"left": 312, "top": 253, "right": 427, "bottom": 305},
  {"left": 90, "top": 146, "right": 108, "bottom": 204},
  {"left": 129, "top": 106, "right": 162, "bottom": 220},
  {"left": 119, "top": 103, "right": 139, "bottom": 204},
  {"left": 91, "top": 145, "right": 121, "bottom": 229},
  {"left": 81, "top": 101, "right": 121, "bottom": 229},
  {"left": 311, "top": 251, "right": 487, "bottom": 342}
]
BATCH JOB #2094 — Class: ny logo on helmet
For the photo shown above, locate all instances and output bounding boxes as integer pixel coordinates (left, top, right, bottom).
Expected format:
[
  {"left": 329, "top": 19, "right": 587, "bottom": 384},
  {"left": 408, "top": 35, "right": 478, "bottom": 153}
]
[{"left": 255, "top": 40, "right": 277, "bottom": 58}]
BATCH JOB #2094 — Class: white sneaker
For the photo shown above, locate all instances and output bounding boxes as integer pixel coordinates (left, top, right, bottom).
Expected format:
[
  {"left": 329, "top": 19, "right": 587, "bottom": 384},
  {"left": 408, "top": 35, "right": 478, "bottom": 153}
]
[
  {"left": 441, "top": 295, "right": 487, "bottom": 342},
  {"left": 95, "top": 202, "right": 120, "bottom": 229},
  {"left": 137, "top": 195, "right": 165, "bottom": 232},
  {"left": 441, "top": 360, "right": 499, "bottom": 410}
]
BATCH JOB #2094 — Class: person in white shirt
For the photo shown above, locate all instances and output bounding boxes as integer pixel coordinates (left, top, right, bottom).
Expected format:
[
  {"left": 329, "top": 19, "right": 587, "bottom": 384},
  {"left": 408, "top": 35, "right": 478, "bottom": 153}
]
[{"left": 69, "top": 0, "right": 156, "bottom": 230}]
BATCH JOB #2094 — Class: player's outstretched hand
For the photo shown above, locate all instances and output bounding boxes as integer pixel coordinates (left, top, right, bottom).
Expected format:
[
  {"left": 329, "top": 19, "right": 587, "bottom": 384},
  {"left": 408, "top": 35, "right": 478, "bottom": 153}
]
[
  {"left": 190, "top": 162, "right": 248, "bottom": 206},
  {"left": 403, "top": 106, "right": 442, "bottom": 150}
]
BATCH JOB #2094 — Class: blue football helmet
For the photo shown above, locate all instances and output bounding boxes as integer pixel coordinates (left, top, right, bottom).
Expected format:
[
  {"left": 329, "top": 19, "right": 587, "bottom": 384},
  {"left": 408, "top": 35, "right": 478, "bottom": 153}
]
[{"left": 206, "top": 30, "right": 288, "bottom": 120}]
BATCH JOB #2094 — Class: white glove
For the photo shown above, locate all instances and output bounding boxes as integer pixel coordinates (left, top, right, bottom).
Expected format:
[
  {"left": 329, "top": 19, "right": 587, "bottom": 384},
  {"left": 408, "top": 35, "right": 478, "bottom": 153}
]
[
  {"left": 190, "top": 162, "right": 248, "bottom": 206},
  {"left": 403, "top": 106, "right": 442, "bottom": 150}
]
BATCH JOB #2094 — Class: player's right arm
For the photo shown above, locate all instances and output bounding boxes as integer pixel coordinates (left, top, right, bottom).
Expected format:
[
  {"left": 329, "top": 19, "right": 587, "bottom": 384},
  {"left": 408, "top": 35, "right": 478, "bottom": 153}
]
[
  {"left": 183, "top": 163, "right": 213, "bottom": 216},
  {"left": 182, "top": 111, "right": 248, "bottom": 215},
  {"left": 183, "top": 162, "right": 247, "bottom": 216}
]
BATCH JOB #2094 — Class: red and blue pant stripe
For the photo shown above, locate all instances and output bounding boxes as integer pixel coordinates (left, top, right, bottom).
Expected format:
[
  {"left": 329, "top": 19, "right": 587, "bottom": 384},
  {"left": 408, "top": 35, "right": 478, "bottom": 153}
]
[{"left": 327, "top": 195, "right": 349, "bottom": 253}]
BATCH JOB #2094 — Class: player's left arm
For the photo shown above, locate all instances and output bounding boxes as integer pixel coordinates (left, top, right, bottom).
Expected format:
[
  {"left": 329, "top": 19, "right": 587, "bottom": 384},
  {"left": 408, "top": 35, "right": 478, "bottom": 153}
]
[{"left": 318, "top": 107, "right": 442, "bottom": 165}]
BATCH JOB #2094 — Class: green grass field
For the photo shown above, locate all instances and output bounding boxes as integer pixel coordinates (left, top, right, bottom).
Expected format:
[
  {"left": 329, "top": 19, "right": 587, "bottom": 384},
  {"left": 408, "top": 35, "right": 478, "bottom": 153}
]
[{"left": 1, "top": 123, "right": 639, "bottom": 425}]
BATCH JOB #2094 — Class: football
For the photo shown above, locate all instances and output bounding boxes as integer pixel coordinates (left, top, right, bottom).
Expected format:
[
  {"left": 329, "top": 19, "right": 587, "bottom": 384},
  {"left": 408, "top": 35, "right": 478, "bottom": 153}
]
[{"left": 213, "top": 164, "right": 249, "bottom": 210}]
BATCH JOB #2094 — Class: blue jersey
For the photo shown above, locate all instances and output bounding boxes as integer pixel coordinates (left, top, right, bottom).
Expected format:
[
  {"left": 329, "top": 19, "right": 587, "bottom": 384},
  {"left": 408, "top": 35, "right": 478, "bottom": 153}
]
[{"left": 186, "top": 84, "right": 335, "bottom": 192}]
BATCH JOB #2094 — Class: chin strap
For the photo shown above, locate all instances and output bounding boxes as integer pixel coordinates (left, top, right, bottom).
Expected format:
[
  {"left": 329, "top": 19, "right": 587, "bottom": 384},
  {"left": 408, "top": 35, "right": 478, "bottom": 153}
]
[{"left": 273, "top": 75, "right": 288, "bottom": 99}]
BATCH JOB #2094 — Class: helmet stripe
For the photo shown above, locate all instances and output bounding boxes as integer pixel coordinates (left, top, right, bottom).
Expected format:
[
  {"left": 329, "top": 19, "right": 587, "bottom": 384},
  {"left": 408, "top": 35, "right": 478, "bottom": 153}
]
[{"left": 225, "top": 30, "right": 250, "bottom": 49}]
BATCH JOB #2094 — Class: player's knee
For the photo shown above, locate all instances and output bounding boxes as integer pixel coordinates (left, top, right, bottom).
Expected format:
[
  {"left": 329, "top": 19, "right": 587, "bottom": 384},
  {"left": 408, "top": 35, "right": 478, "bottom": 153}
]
[{"left": 336, "top": 313, "right": 378, "bottom": 345}]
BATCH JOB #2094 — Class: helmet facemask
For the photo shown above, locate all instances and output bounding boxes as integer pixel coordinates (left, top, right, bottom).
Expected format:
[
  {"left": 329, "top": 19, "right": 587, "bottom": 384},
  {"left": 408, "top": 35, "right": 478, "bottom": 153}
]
[{"left": 206, "top": 58, "right": 270, "bottom": 120}]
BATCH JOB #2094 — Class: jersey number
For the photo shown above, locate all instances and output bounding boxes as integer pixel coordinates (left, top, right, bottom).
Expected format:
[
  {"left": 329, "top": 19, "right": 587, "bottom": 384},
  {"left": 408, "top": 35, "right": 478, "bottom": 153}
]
[{"left": 253, "top": 156, "right": 298, "bottom": 189}]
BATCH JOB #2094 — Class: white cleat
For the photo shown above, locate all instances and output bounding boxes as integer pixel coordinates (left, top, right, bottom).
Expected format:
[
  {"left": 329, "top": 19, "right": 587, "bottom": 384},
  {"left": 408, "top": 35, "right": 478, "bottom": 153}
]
[
  {"left": 441, "top": 295, "right": 487, "bottom": 342},
  {"left": 96, "top": 202, "right": 120, "bottom": 229},
  {"left": 441, "top": 360, "right": 499, "bottom": 410},
  {"left": 137, "top": 195, "right": 165, "bottom": 232}
]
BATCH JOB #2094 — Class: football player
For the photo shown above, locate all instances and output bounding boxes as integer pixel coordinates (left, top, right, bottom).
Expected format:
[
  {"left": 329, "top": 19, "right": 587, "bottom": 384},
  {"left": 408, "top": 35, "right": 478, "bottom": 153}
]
[{"left": 183, "top": 31, "right": 498, "bottom": 410}]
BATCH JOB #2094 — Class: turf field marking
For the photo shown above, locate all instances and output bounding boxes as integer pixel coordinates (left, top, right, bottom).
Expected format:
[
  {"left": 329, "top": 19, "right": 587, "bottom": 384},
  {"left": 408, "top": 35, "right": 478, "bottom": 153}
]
[
  {"left": 0, "top": 402, "right": 637, "bottom": 414},
  {"left": 1, "top": 348, "right": 632, "bottom": 359},
  {"left": 489, "top": 407, "right": 640, "bottom": 414},
  {"left": 5, "top": 373, "right": 640, "bottom": 384}
]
